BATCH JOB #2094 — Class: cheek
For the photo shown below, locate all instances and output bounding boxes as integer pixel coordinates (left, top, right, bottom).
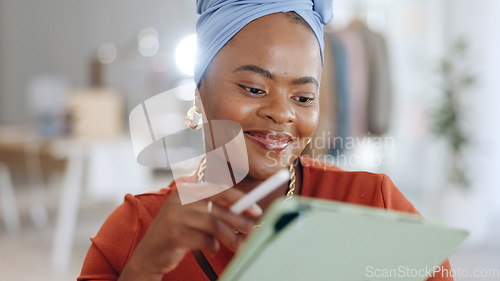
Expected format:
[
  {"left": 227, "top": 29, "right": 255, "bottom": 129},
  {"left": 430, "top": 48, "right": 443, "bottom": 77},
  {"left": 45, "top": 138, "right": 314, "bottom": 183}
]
[
  {"left": 209, "top": 100, "right": 254, "bottom": 125},
  {"left": 296, "top": 106, "right": 319, "bottom": 139},
  {"left": 288, "top": 107, "right": 318, "bottom": 158},
  {"left": 202, "top": 89, "right": 254, "bottom": 123}
]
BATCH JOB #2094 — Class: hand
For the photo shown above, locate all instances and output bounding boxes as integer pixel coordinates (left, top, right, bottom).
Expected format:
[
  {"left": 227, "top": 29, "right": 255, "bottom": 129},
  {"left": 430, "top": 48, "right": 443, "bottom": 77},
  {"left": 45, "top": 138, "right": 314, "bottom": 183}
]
[{"left": 119, "top": 184, "right": 263, "bottom": 281}]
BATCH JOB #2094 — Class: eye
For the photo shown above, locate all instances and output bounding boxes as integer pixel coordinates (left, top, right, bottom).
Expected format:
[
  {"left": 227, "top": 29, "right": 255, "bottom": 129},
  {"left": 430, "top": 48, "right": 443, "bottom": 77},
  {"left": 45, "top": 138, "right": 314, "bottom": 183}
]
[
  {"left": 239, "top": 85, "right": 266, "bottom": 96},
  {"left": 292, "top": 96, "right": 314, "bottom": 105}
]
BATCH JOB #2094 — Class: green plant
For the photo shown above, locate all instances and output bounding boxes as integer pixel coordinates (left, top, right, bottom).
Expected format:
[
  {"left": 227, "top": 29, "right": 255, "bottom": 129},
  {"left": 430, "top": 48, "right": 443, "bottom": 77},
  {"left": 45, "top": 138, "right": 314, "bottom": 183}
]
[{"left": 430, "top": 37, "right": 476, "bottom": 189}]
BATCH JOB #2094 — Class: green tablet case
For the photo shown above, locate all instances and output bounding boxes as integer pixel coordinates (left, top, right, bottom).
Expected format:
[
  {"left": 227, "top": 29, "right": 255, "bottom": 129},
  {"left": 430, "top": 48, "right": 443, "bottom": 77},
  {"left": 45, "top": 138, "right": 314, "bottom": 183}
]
[{"left": 219, "top": 197, "right": 468, "bottom": 281}]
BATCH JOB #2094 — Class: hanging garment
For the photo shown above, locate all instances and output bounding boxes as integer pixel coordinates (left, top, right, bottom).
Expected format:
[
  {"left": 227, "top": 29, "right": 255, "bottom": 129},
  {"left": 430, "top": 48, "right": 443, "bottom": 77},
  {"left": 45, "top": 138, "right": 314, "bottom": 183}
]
[
  {"left": 328, "top": 32, "right": 350, "bottom": 151},
  {"left": 347, "top": 21, "right": 393, "bottom": 135},
  {"left": 334, "top": 27, "right": 370, "bottom": 138}
]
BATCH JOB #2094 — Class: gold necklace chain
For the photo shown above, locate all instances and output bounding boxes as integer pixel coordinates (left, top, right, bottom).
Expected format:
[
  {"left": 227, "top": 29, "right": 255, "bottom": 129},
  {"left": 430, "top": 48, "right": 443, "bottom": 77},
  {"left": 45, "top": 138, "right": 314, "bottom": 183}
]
[
  {"left": 284, "top": 163, "right": 296, "bottom": 201},
  {"left": 197, "top": 157, "right": 207, "bottom": 183},
  {"left": 197, "top": 158, "right": 296, "bottom": 201}
]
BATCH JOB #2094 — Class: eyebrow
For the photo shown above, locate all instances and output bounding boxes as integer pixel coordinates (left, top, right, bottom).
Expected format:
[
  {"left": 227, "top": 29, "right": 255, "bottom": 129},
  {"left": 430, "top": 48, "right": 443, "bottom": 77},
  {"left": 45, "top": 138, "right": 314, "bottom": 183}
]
[
  {"left": 233, "top": 64, "right": 273, "bottom": 79},
  {"left": 291, "top": 76, "right": 319, "bottom": 87},
  {"left": 232, "top": 64, "right": 319, "bottom": 87}
]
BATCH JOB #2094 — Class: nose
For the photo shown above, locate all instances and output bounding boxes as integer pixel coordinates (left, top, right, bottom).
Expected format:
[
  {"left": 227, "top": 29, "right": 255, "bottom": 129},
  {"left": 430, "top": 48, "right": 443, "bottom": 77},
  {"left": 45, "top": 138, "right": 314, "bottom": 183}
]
[{"left": 256, "top": 92, "right": 295, "bottom": 124}]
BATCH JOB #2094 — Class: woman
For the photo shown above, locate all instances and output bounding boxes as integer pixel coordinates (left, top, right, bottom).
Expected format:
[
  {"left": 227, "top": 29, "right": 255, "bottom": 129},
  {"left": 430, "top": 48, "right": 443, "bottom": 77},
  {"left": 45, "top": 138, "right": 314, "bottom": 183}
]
[{"left": 78, "top": 1, "right": 453, "bottom": 280}]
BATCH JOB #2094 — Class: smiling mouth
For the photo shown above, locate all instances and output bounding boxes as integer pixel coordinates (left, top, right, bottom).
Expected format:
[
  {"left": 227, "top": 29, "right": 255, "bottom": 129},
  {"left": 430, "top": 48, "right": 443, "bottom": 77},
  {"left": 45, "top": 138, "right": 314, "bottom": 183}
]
[{"left": 243, "top": 130, "right": 293, "bottom": 152}]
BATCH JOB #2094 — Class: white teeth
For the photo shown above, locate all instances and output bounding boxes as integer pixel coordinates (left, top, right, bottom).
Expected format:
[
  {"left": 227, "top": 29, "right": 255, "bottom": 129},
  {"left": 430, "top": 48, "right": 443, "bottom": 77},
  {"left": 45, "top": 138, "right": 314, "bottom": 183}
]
[{"left": 250, "top": 134, "right": 287, "bottom": 142}]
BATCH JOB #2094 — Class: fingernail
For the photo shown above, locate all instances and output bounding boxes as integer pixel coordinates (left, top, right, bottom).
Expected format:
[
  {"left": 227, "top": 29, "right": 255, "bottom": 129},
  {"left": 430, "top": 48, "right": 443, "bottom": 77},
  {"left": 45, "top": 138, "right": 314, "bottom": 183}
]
[
  {"left": 210, "top": 240, "right": 220, "bottom": 256},
  {"left": 250, "top": 204, "right": 263, "bottom": 216}
]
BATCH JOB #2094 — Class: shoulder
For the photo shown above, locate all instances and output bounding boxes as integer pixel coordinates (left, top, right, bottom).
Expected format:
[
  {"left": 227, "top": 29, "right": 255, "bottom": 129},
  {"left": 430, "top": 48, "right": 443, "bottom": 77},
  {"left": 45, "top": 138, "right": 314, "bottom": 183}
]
[
  {"left": 300, "top": 157, "right": 418, "bottom": 214},
  {"left": 89, "top": 187, "right": 174, "bottom": 273}
]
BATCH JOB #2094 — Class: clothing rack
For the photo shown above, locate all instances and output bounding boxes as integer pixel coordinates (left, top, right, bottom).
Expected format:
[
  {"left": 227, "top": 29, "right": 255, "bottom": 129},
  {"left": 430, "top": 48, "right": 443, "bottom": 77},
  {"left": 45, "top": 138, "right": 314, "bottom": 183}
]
[{"left": 303, "top": 16, "right": 392, "bottom": 158}]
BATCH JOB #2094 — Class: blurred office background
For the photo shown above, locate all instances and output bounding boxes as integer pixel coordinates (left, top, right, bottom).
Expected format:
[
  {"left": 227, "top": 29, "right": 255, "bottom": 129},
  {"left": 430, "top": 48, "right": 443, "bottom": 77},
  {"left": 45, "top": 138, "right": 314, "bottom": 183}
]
[{"left": 0, "top": 0, "right": 499, "bottom": 280}]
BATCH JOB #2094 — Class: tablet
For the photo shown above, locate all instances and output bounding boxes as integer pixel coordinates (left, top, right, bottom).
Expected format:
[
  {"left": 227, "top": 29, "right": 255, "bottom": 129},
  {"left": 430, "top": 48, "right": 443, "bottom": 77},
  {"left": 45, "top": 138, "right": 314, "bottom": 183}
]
[{"left": 219, "top": 197, "right": 468, "bottom": 281}]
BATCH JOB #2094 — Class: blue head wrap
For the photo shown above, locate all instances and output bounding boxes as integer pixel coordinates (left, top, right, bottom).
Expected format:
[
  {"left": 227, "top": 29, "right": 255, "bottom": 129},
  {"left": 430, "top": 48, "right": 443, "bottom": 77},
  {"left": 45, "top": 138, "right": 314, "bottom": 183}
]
[{"left": 194, "top": 0, "right": 334, "bottom": 85}]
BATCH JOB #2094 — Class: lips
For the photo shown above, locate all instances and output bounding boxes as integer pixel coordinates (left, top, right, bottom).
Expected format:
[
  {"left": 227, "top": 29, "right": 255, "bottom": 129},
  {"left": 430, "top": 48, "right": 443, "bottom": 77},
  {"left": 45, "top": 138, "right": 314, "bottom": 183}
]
[{"left": 243, "top": 130, "right": 293, "bottom": 152}]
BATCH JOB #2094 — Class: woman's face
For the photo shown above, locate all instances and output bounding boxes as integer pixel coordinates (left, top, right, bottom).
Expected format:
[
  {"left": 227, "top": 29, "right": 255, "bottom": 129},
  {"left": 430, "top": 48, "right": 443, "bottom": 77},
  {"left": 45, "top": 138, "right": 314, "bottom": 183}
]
[{"left": 199, "top": 12, "right": 322, "bottom": 180}]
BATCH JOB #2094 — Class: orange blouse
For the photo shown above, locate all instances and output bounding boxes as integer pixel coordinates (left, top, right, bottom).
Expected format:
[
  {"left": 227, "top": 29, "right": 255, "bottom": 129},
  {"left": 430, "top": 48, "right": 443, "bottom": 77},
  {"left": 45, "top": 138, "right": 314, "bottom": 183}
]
[{"left": 78, "top": 157, "right": 453, "bottom": 281}]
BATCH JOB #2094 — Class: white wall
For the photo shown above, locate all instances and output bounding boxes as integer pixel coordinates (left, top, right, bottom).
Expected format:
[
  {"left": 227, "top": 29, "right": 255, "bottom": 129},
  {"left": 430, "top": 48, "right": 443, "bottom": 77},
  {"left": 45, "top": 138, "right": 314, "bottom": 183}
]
[
  {"left": 447, "top": 0, "right": 500, "bottom": 216},
  {"left": 0, "top": 0, "right": 197, "bottom": 122}
]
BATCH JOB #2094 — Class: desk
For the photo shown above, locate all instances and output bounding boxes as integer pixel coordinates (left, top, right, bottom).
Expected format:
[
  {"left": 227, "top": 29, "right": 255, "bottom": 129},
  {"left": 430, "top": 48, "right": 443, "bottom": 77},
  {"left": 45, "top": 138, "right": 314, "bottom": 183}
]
[
  {"left": 0, "top": 125, "right": 66, "bottom": 233},
  {"left": 0, "top": 124, "right": 152, "bottom": 270},
  {"left": 0, "top": 126, "right": 66, "bottom": 172}
]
